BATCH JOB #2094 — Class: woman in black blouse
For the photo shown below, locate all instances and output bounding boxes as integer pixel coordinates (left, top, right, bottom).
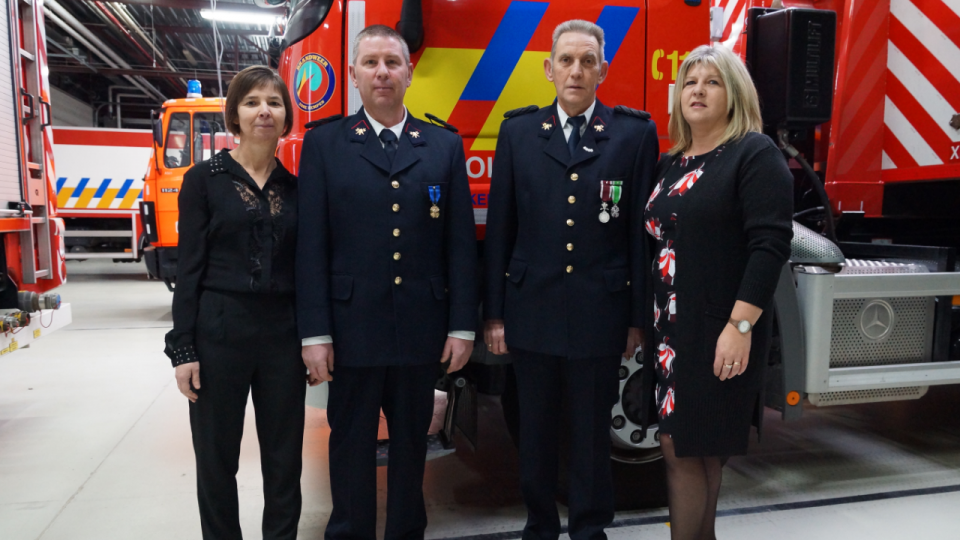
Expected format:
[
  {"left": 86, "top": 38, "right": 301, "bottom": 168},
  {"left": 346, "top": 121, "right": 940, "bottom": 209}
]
[
  {"left": 165, "top": 66, "right": 304, "bottom": 540},
  {"left": 642, "top": 46, "right": 793, "bottom": 539}
]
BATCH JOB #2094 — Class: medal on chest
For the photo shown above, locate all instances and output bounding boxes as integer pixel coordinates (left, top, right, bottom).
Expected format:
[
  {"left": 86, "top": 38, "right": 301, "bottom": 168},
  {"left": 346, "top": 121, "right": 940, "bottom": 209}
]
[
  {"left": 428, "top": 185, "right": 441, "bottom": 219},
  {"left": 599, "top": 180, "right": 623, "bottom": 223}
]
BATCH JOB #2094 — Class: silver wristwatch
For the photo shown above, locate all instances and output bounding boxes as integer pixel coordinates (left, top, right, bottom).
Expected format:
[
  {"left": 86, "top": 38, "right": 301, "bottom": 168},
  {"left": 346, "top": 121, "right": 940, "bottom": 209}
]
[{"left": 728, "top": 318, "right": 753, "bottom": 334}]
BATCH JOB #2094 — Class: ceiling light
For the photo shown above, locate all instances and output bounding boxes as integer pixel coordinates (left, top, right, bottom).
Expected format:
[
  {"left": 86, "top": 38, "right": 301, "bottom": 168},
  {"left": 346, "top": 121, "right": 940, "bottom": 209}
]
[{"left": 200, "top": 9, "right": 282, "bottom": 25}]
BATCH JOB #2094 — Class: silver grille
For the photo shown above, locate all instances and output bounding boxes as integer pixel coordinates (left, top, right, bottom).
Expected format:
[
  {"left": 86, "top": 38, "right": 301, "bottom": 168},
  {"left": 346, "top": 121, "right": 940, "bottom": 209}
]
[
  {"left": 790, "top": 221, "right": 845, "bottom": 265},
  {"left": 808, "top": 386, "right": 928, "bottom": 406},
  {"left": 830, "top": 297, "right": 934, "bottom": 367}
]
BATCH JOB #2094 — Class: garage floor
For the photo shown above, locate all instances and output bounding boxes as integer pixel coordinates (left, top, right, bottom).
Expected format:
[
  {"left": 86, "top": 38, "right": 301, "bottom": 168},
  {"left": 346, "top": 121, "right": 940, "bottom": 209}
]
[{"left": 2, "top": 261, "right": 960, "bottom": 539}]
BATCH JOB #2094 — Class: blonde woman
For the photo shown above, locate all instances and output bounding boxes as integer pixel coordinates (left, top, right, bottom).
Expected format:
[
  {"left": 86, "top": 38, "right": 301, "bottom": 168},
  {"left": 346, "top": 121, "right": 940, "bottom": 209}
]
[{"left": 642, "top": 45, "right": 793, "bottom": 539}]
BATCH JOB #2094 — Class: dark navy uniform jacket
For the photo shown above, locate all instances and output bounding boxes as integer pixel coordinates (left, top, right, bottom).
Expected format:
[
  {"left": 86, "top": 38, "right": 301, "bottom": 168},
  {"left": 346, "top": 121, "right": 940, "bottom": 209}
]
[
  {"left": 296, "top": 109, "right": 478, "bottom": 367},
  {"left": 483, "top": 100, "right": 659, "bottom": 359}
]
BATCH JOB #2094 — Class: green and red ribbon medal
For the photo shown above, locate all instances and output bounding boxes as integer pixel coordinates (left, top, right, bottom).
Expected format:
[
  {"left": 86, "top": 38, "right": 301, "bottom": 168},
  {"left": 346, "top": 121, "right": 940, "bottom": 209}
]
[
  {"left": 599, "top": 180, "right": 623, "bottom": 223},
  {"left": 429, "top": 185, "right": 441, "bottom": 218}
]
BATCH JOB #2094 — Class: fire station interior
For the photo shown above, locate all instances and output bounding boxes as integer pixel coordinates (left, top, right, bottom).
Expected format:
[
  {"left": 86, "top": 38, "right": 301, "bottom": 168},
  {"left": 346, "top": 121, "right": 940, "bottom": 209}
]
[{"left": 3, "top": 0, "right": 960, "bottom": 539}]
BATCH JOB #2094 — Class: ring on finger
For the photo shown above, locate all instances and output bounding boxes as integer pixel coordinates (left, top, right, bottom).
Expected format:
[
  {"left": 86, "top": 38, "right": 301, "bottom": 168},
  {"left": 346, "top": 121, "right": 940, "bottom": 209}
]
[
  {"left": 723, "top": 364, "right": 733, "bottom": 369},
  {"left": 733, "top": 362, "right": 741, "bottom": 366}
]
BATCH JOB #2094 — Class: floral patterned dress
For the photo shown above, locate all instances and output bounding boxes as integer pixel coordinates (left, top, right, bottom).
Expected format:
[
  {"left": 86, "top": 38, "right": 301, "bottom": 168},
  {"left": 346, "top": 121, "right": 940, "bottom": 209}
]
[{"left": 643, "top": 147, "right": 723, "bottom": 433}]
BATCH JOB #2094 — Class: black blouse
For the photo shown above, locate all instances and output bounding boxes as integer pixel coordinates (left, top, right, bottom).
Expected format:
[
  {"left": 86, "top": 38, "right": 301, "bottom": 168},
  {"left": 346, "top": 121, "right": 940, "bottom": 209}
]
[{"left": 165, "top": 150, "right": 298, "bottom": 366}]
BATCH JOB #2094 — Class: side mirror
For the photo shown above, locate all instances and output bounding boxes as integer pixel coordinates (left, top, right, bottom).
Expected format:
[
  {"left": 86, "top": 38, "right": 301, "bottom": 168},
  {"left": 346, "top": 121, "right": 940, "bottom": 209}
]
[{"left": 152, "top": 114, "right": 163, "bottom": 147}]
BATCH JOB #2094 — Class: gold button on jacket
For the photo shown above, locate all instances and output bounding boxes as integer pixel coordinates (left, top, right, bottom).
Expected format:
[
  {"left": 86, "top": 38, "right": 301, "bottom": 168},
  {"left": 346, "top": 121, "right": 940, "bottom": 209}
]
[
  {"left": 391, "top": 180, "right": 400, "bottom": 189},
  {"left": 394, "top": 277, "right": 402, "bottom": 285},
  {"left": 393, "top": 252, "right": 401, "bottom": 260},
  {"left": 392, "top": 203, "right": 400, "bottom": 212},
  {"left": 570, "top": 173, "right": 579, "bottom": 181},
  {"left": 566, "top": 265, "right": 573, "bottom": 273},
  {"left": 393, "top": 228, "right": 401, "bottom": 237},
  {"left": 566, "top": 219, "right": 574, "bottom": 226},
  {"left": 568, "top": 196, "right": 576, "bottom": 204}
]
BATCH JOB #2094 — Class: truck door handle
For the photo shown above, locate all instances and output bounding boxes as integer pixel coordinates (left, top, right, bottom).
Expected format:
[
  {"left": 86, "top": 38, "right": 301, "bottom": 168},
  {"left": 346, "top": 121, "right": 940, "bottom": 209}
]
[
  {"left": 20, "top": 89, "right": 35, "bottom": 120},
  {"left": 39, "top": 98, "right": 52, "bottom": 128}
]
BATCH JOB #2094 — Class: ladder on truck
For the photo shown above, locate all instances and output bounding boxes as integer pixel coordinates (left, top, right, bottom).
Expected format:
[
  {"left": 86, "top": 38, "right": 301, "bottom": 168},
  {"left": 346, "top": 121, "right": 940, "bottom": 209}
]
[{"left": 3, "top": 0, "right": 53, "bottom": 283}]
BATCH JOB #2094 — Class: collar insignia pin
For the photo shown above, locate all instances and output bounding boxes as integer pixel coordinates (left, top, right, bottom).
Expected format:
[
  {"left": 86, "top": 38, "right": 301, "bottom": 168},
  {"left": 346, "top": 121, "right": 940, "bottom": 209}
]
[
  {"left": 355, "top": 127, "right": 367, "bottom": 136},
  {"left": 410, "top": 131, "right": 420, "bottom": 138},
  {"left": 594, "top": 124, "right": 604, "bottom": 132},
  {"left": 542, "top": 122, "right": 552, "bottom": 130}
]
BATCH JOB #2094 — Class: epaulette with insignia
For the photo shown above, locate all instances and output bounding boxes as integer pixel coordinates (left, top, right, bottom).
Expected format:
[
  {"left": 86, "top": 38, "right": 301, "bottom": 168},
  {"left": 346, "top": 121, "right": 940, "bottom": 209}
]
[
  {"left": 614, "top": 105, "right": 651, "bottom": 120},
  {"left": 424, "top": 113, "right": 459, "bottom": 133},
  {"left": 503, "top": 105, "right": 539, "bottom": 119},
  {"left": 304, "top": 114, "right": 343, "bottom": 130}
]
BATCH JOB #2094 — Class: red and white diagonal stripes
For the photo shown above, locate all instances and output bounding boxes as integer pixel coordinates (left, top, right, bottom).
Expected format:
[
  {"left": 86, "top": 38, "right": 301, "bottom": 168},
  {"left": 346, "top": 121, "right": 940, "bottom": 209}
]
[
  {"left": 883, "top": 0, "right": 960, "bottom": 170},
  {"left": 712, "top": 0, "right": 748, "bottom": 55}
]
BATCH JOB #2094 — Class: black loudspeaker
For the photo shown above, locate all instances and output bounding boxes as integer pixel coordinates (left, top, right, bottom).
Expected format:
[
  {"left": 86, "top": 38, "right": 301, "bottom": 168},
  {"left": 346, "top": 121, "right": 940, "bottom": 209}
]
[{"left": 746, "top": 7, "right": 837, "bottom": 131}]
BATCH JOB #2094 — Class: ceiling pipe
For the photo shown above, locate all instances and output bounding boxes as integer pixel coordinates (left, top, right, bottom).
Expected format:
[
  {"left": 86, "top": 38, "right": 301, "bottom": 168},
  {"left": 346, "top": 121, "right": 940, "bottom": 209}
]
[
  {"left": 44, "top": 9, "right": 162, "bottom": 102},
  {"left": 45, "top": 0, "right": 167, "bottom": 101},
  {"left": 108, "top": 85, "right": 142, "bottom": 115},
  {"left": 101, "top": 1, "right": 187, "bottom": 91},
  {"left": 91, "top": 2, "right": 155, "bottom": 65}
]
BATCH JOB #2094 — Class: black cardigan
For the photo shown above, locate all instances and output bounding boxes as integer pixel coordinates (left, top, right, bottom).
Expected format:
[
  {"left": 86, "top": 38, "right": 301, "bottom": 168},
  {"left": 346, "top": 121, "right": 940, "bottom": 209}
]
[{"left": 640, "top": 132, "right": 794, "bottom": 457}]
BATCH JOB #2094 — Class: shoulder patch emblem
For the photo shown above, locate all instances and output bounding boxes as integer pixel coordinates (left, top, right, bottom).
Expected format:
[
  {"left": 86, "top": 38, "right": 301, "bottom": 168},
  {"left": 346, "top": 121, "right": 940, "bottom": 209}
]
[
  {"left": 424, "top": 113, "right": 459, "bottom": 133},
  {"left": 614, "top": 105, "right": 651, "bottom": 120},
  {"left": 504, "top": 105, "right": 539, "bottom": 119},
  {"left": 304, "top": 114, "right": 344, "bottom": 130}
]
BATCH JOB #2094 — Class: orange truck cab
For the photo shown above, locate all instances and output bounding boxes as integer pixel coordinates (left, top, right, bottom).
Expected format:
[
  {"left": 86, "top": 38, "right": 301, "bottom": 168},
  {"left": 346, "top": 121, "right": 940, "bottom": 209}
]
[{"left": 141, "top": 92, "right": 236, "bottom": 290}]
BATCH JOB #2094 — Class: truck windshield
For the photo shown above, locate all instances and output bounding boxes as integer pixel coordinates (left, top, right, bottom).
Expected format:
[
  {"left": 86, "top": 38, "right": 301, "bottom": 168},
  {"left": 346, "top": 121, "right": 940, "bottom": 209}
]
[
  {"left": 192, "top": 112, "right": 235, "bottom": 164},
  {"left": 164, "top": 113, "right": 191, "bottom": 169},
  {"left": 283, "top": 0, "right": 334, "bottom": 49}
]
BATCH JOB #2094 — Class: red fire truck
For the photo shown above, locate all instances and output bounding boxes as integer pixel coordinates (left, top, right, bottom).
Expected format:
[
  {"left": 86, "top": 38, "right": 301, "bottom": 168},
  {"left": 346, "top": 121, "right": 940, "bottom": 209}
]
[
  {"left": 0, "top": 0, "right": 71, "bottom": 355},
  {"left": 145, "top": 0, "right": 960, "bottom": 506}
]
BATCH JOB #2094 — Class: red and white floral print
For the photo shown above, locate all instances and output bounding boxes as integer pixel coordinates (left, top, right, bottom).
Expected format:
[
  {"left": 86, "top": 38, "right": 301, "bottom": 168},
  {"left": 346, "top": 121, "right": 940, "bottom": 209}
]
[
  {"left": 658, "top": 241, "right": 676, "bottom": 285},
  {"left": 645, "top": 217, "right": 663, "bottom": 240},
  {"left": 658, "top": 337, "right": 675, "bottom": 377},
  {"left": 659, "top": 384, "right": 675, "bottom": 418},
  {"left": 668, "top": 165, "right": 703, "bottom": 197},
  {"left": 646, "top": 178, "right": 665, "bottom": 211},
  {"left": 666, "top": 292, "right": 677, "bottom": 323}
]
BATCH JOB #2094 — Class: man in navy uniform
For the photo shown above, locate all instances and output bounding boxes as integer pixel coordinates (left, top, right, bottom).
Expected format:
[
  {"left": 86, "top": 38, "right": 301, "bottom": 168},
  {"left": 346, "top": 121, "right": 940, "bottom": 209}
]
[
  {"left": 296, "top": 25, "right": 477, "bottom": 540},
  {"left": 483, "top": 19, "right": 659, "bottom": 540}
]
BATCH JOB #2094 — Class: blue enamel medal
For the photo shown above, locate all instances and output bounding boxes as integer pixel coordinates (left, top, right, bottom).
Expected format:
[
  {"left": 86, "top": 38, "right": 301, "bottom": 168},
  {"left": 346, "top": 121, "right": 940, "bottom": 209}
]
[{"left": 429, "top": 185, "right": 441, "bottom": 219}]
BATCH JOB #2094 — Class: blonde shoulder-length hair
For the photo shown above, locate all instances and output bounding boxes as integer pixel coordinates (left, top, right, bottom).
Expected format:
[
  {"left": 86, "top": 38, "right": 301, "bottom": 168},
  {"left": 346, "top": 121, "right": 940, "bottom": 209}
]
[{"left": 667, "top": 45, "right": 762, "bottom": 155}]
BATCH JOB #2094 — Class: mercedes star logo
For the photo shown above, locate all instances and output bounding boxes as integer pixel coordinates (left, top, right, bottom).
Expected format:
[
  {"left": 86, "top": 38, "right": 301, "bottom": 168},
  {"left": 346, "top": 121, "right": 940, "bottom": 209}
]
[{"left": 858, "top": 300, "right": 895, "bottom": 341}]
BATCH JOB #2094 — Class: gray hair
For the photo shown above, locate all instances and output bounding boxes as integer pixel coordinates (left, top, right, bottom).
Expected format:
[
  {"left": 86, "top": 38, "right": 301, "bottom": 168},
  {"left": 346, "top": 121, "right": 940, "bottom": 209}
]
[
  {"left": 551, "top": 20, "right": 605, "bottom": 65},
  {"left": 351, "top": 24, "right": 411, "bottom": 65}
]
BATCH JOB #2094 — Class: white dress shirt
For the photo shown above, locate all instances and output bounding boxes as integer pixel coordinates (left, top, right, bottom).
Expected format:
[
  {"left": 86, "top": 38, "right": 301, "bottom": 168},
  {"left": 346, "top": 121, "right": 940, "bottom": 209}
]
[
  {"left": 556, "top": 100, "right": 596, "bottom": 143},
  {"left": 302, "top": 108, "right": 476, "bottom": 346}
]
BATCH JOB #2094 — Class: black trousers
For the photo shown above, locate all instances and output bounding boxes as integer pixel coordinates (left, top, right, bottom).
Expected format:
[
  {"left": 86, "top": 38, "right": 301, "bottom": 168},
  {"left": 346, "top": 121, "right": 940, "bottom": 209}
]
[
  {"left": 324, "top": 363, "right": 438, "bottom": 540},
  {"left": 511, "top": 349, "right": 621, "bottom": 540},
  {"left": 190, "top": 290, "right": 306, "bottom": 540}
]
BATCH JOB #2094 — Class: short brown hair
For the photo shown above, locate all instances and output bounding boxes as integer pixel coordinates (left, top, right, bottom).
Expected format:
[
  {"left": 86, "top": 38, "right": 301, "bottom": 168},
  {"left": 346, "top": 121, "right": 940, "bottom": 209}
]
[
  {"left": 351, "top": 24, "right": 410, "bottom": 65},
  {"left": 224, "top": 65, "right": 293, "bottom": 137}
]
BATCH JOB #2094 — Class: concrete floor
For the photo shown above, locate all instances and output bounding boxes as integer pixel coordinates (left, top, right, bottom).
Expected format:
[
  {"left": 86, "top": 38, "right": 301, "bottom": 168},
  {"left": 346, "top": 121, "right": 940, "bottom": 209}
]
[{"left": 2, "top": 260, "right": 960, "bottom": 539}]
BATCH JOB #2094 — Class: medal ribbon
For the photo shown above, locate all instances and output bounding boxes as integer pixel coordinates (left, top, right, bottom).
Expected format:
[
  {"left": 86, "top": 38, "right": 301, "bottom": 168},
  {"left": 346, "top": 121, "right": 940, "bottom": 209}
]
[
  {"left": 429, "top": 185, "right": 441, "bottom": 205},
  {"left": 600, "top": 181, "right": 623, "bottom": 203},
  {"left": 610, "top": 181, "right": 622, "bottom": 205},
  {"left": 600, "top": 181, "right": 611, "bottom": 202}
]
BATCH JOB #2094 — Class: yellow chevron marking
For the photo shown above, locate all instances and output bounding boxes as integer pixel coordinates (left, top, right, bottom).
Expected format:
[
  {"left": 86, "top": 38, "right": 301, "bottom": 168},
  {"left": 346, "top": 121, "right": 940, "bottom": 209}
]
[
  {"left": 97, "top": 189, "right": 121, "bottom": 209},
  {"left": 118, "top": 189, "right": 142, "bottom": 209},
  {"left": 406, "top": 48, "right": 484, "bottom": 125},
  {"left": 472, "top": 51, "right": 556, "bottom": 151},
  {"left": 75, "top": 188, "right": 97, "bottom": 209},
  {"left": 56, "top": 188, "right": 74, "bottom": 208}
]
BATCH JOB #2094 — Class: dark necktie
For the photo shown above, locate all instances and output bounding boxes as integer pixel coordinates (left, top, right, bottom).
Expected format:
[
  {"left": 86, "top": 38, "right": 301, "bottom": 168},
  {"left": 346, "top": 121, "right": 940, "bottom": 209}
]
[
  {"left": 567, "top": 115, "right": 585, "bottom": 157},
  {"left": 380, "top": 129, "right": 398, "bottom": 166}
]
